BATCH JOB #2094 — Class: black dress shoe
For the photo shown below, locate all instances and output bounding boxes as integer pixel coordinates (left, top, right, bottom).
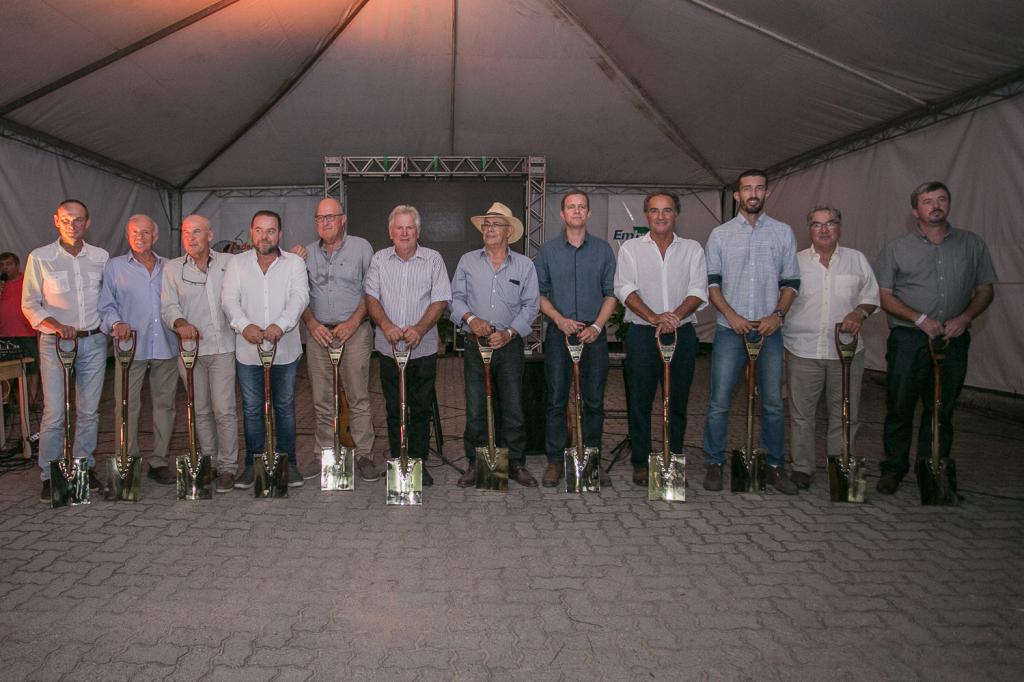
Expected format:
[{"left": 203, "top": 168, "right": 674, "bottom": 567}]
[
  {"left": 632, "top": 467, "right": 647, "bottom": 487},
  {"left": 703, "top": 464, "right": 724, "bottom": 491},
  {"left": 457, "top": 465, "right": 476, "bottom": 488},
  {"left": 790, "top": 471, "right": 811, "bottom": 490},
  {"left": 876, "top": 471, "right": 901, "bottom": 494},
  {"left": 147, "top": 466, "right": 175, "bottom": 485}
]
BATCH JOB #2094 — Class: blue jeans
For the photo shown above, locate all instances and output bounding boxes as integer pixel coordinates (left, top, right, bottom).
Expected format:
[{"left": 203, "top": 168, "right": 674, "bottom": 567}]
[
  {"left": 625, "top": 323, "right": 698, "bottom": 468},
  {"left": 463, "top": 337, "right": 526, "bottom": 464},
  {"left": 37, "top": 333, "right": 107, "bottom": 480},
  {"left": 702, "top": 325, "right": 785, "bottom": 467},
  {"left": 543, "top": 324, "right": 609, "bottom": 463},
  {"left": 236, "top": 359, "right": 298, "bottom": 466}
]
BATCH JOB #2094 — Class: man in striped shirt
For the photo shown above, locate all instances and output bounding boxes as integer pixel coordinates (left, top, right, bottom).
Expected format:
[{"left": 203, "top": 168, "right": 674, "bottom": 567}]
[
  {"left": 365, "top": 205, "right": 452, "bottom": 487},
  {"left": 702, "top": 169, "right": 801, "bottom": 495}
]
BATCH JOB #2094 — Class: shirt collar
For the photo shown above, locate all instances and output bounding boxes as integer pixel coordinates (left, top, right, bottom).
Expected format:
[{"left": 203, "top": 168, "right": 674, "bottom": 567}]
[{"left": 561, "top": 229, "right": 589, "bottom": 247}]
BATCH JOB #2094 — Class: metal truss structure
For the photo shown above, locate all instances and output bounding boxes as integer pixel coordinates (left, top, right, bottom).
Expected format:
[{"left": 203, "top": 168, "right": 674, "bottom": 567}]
[{"left": 324, "top": 155, "right": 547, "bottom": 352}]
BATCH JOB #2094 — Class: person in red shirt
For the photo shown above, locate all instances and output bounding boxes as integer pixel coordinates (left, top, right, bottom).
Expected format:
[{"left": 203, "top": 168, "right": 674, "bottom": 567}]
[{"left": 0, "top": 252, "right": 41, "bottom": 408}]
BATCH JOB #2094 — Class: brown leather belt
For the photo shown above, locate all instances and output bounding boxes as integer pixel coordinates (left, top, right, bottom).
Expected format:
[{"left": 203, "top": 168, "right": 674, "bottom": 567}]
[{"left": 75, "top": 328, "right": 102, "bottom": 337}]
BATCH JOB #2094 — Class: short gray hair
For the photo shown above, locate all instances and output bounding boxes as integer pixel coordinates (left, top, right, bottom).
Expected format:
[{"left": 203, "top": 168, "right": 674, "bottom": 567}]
[
  {"left": 388, "top": 205, "right": 421, "bottom": 229},
  {"left": 806, "top": 205, "right": 842, "bottom": 226}
]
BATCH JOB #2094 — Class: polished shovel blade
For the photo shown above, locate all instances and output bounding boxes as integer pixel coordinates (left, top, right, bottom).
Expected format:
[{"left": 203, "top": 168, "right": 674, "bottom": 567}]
[
  {"left": 564, "top": 446, "right": 601, "bottom": 493},
  {"left": 648, "top": 452, "right": 686, "bottom": 502},
  {"left": 730, "top": 447, "right": 767, "bottom": 493},
  {"left": 176, "top": 454, "right": 213, "bottom": 500},
  {"left": 827, "top": 456, "right": 867, "bottom": 503},
  {"left": 321, "top": 446, "right": 355, "bottom": 491},
  {"left": 105, "top": 456, "right": 141, "bottom": 502},
  {"left": 474, "top": 446, "right": 508, "bottom": 491},
  {"left": 917, "top": 458, "right": 959, "bottom": 506},
  {"left": 253, "top": 452, "right": 289, "bottom": 498},
  {"left": 386, "top": 458, "right": 422, "bottom": 505},
  {"left": 50, "top": 458, "right": 90, "bottom": 508}
]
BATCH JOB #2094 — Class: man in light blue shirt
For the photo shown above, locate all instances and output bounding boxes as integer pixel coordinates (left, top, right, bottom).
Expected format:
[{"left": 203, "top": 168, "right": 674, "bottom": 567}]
[
  {"left": 450, "top": 202, "right": 540, "bottom": 488},
  {"left": 702, "top": 170, "right": 800, "bottom": 495},
  {"left": 99, "top": 214, "right": 180, "bottom": 486}
]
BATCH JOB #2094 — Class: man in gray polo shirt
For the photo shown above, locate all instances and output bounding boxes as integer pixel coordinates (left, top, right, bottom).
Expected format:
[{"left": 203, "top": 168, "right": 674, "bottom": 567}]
[
  {"left": 302, "top": 197, "right": 377, "bottom": 481},
  {"left": 873, "top": 181, "right": 997, "bottom": 494}
]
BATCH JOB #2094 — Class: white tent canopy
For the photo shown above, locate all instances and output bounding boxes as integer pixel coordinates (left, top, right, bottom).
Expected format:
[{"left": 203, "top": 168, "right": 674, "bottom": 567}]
[{"left": 1, "top": 0, "right": 1022, "bottom": 392}]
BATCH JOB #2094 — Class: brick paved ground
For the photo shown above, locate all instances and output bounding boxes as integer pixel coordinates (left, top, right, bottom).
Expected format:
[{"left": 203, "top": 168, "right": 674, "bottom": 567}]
[{"left": 0, "top": 352, "right": 1022, "bottom": 680}]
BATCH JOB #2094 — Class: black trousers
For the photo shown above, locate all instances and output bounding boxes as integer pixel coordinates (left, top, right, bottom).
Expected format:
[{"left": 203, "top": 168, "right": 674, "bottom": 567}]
[{"left": 379, "top": 353, "right": 437, "bottom": 459}]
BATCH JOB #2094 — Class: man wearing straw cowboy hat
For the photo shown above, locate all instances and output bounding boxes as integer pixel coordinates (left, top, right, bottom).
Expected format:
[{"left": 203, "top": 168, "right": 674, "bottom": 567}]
[
  {"left": 365, "top": 205, "right": 452, "bottom": 487},
  {"left": 451, "top": 202, "right": 540, "bottom": 488},
  {"left": 534, "top": 190, "right": 617, "bottom": 488}
]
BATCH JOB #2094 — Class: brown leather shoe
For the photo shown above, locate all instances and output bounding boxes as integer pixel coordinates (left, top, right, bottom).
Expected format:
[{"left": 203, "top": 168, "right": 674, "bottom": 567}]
[
  {"left": 768, "top": 466, "right": 798, "bottom": 495},
  {"left": 632, "top": 467, "right": 647, "bottom": 487},
  {"left": 147, "top": 465, "right": 176, "bottom": 486},
  {"left": 215, "top": 472, "right": 234, "bottom": 493},
  {"left": 457, "top": 464, "right": 476, "bottom": 488},
  {"left": 510, "top": 463, "right": 538, "bottom": 487},
  {"left": 542, "top": 462, "right": 562, "bottom": 488},
  {"left": 356, "top": 456, "right": 380, "bottom": 482},
  {"left": 703, "top": 464, "right": 724, "bottom": 491},
  {"left": 790, "top": 471, "right": 811, "bottom": 490}
]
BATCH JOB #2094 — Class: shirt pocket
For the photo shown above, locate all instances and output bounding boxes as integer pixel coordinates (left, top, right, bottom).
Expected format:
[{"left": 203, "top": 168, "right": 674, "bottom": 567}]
[
  {"left": 44, "top": 269, "right": 70, "bottom": 295},
  {"left": 86, "top": 271, "right": 102, "bottom": 293},
  {"left": 834, "top": 274, "right": 860, "bottom": 299}
]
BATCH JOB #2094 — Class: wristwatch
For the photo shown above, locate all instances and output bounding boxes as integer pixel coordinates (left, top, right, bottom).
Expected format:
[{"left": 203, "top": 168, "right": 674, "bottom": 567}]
[{"left": 773, "top": 309, "right": 786, "bottom": 320}]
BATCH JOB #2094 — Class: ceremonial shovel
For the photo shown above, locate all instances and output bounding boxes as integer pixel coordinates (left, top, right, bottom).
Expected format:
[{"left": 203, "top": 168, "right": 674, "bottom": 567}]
[
  {"left": 253, "top": 339, "right": 288, "bottom": 498},
  {"left": 474, "top": 336, "right": 508, "bottom": 491},
  {"left": 731, "top": 327, "right": 767, "bottom": 493},
  {"left": 321, "top": 340, "right": 356, "bottom": 491},
  {"left": 50, "top": 337, "right": 90, "bottom": 507},
  {"left": 175, "top": 337, "right": 213, "bottom": 500},
  {"left": 827, "top": 324, "right": 866, "bottom": 503},
  {"left": 106, "top": 331, "right": 141, "bottom": 502},
  {"left": 386, "top": 341, "right": 422, "bottom": 505},
  {"left": 563, "top": 334, "right": 600, "bottom": 493},
  {"left": 648, "top": 330, "right": 686, "bottom": 502},
  {"left": 917, "top": 335, "right": 959, "bottom": 505}
]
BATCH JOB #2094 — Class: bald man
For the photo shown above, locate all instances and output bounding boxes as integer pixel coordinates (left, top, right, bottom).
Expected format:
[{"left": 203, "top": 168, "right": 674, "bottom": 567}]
[
  {"left": 99, "top": 214, "right": 180, "bottom": 486},
  {"left": 301, "top": 197, "right": 377, "bottom": 481},
  {"left": 161, "top": 214, "right": 240, "bottom": 491}
]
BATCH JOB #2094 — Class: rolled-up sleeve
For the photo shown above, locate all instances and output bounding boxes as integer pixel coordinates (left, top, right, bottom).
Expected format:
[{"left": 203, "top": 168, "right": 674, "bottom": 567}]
[
  {"left": 705, "top": 231, "right": 722, "bottom": 288},
  {"left": 614, "top": 244, "right": 639, "bottom": 303},
  {"left": 686, "top": 246, "right": 710, "bottom": 309}
]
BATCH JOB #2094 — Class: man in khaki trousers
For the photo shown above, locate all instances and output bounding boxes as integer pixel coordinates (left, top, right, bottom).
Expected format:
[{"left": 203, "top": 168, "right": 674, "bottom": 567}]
[{"left": 301, "top": 197, "right": 377, "bottom": 481}]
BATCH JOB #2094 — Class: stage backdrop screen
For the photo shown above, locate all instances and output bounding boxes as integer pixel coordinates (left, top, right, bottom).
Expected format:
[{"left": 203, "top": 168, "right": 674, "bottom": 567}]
[{"left": 344, "top": 179, "right": 526, "bottom": 278}]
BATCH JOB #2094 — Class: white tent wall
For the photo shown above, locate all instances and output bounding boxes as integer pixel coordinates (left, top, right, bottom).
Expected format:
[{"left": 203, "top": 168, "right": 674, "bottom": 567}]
[
  {"left": 181, "top": 191, "right": 322, "bottom": 255},
  {"left": 0, "top": 136, "right": 170, "bottom": 260},
  {"left": 768, "top": 94, "right": 1024, "bottom": 395}
]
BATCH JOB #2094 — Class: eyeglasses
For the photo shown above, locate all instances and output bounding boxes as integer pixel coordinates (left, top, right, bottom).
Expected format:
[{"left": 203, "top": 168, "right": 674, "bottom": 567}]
[
  {"left": 182, "top": 257, "right": 208, "bottom": 286},
  {"left": 314, "top": 214, "right": 343, "bottom": 224},
  {"left": 481, "top": 221, "right": 510, "bottom": 230},
  {"left": 809, "top": 220, "right": 840, "bottom": 229}
]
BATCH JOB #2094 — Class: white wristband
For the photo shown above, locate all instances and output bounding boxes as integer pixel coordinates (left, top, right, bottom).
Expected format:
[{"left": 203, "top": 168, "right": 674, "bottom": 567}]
[
  {"left": 465, "top": 314, "right": 477, "bottom": 325},
  {"left": 914, "top": 313, "right": 927, "bottom": 326},
  {"left": 590, "top": 323, "right": 601, "bottom": 334}
]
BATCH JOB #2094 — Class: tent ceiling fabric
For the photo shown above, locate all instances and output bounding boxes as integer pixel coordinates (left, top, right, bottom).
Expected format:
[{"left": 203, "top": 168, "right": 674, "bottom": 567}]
[{"left": 1, "top": 0, "right": 1022, "bottom": 188}]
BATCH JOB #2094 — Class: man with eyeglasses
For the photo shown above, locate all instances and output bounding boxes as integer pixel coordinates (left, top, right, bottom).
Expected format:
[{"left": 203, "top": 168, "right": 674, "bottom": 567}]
[
  {"left": 365, "top": 205, "right": 452, "bottom": 487},
  {"left": 98, "top": 214, "right": 180, "bottom": 487},
  {"left": 702, "top": 169, "right": 801, "bottom": 495},
  {"left": 222, "top": 210, "right": 310, "bottom": 488},
  {"left": 614, "top": 192, "right": 708, "bottom": 487},
  {"left": 534, "top": 190, "right": 617, "bottom": 488},
  {"left": 450, "top": 202, "right": 540, "bottom": 488},
  {"left": 21, "top": 199, "right": 109, "bottom": 501},
  {"left": 873, "top": 181, "right": 996, "bottom": 495},
  {"left": 161, "top": 214, "right": 240, "bottom": 491},
  {"left": 301, "top": 198, "right": 377, "bottom": 482},
  {"left": 782, "top": 206, "right": 878, "bottom": 490}
]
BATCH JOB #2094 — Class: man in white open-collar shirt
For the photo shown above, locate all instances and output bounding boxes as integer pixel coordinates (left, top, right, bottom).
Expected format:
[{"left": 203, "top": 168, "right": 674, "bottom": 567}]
[
  {"left": 21, "top": 199, "right": 108, "bottom": 501},
  {"left": 221, "top": 210, "right": 309, "bottom": 488},
  {"left": 614, "top": 191, "right": 708, "bottom": 487},
  {"left": 782, "top": 206, "right": 879, "bottom": 490}
]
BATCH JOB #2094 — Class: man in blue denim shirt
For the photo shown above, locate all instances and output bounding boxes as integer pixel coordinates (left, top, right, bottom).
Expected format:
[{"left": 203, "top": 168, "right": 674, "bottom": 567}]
[
  {"left": 451, "top": 202, "right": 540, "bottom": 488},
  {"left": 533, "top": 190, "right": 617, "bottom": 488},
  {"left": 702, "top": 170, "right": 801, "bottom": 495}
]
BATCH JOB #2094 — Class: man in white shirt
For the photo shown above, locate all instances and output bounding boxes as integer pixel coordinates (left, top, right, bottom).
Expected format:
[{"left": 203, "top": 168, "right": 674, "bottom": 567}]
[
  {"left": 21, "top": 199, "right": 108, "bottom": 501},
  {"left": 365, "top": 205, "right": 452, "bottom": 487},
  {"left": 614, "top": 192, "right": 708, "bottom": 486},
  {"left": 221, "top": 210, "right": 310, "bottom": 488},
  {"left": 161, "top": 214, "right": 240, "bottom": 492},
  {"left": 782, "top": 206, "right": 879, "bottom": 490}
]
